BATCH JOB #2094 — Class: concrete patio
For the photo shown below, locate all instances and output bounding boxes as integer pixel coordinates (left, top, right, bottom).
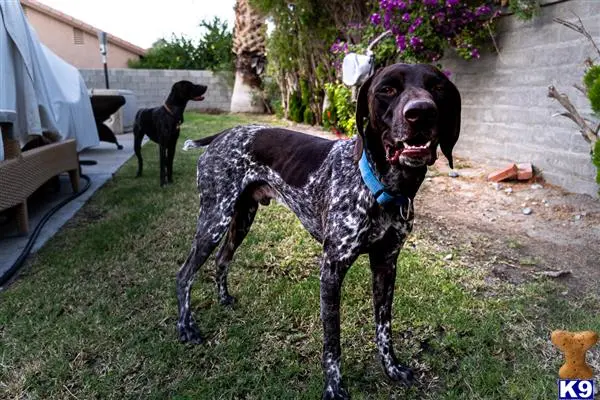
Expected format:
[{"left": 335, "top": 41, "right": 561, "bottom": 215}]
[{"left": 0, "top": 133, "right": 140, "bottom": 286}]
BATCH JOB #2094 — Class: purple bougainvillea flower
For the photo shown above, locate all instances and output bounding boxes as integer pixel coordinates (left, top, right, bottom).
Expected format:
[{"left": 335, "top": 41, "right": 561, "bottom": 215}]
[
  {"left": 432, "top": 11, "right": 445, "bottom": 22},
  {"left": 446, "top": 0, "right": 459, "bottom": 6},
  {"left": 384, "top": 12, "right": 392, "bottom": 29},
  {"left": 442, "top": 69, "right": 452, "bottom": 78},
  {"left": 409, "top": 36, "right": 423, "bottom": 50},
  {"left": 475, "top": 5, "right": 491, "bottom": 16},
  {"left": 396, "top": 34, "right": 407, "bottom": 51},
  {"left": 470, "top": 48, "right": 480, "bottom": 58},
  {"left": 370, "top": 13, "right": 381, "bottom": 25},
  {"left": 423, "top": 0, "right": 438, "bottom": 5},
  {"left": 402, "top": 12, "right": 411, "bottom": 22},
  {"left": 412, "top": 16, "right": 423, "bottom": 28}
]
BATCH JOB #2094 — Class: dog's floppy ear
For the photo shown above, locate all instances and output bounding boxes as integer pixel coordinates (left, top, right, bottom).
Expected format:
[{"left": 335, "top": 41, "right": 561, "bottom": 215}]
[
  {"left": 354, "top": 74, "right": 375, "bottom": 162},
  {"left": 438, "top": 78, "right": 461, "bottom": 169}
]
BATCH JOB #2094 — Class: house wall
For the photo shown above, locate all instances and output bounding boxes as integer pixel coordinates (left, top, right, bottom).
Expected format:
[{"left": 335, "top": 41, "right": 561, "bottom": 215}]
[
  {"left": 442, "top": 0, "right": 600, "bottom": 196},
  {"left": 23, "top": 5, "right": 140, "bottom": 68},
  {"left": 79, "top": 69, "right": 233, "bottom": 112}
]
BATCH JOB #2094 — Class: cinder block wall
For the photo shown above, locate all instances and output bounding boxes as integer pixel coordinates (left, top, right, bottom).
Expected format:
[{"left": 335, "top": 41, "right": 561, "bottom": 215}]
[
  {"left": 79, "top": 69, "right": 233, "bottom": 112},
  {"left": 442, "top": 0, "right": 599, "bottom": 196}
]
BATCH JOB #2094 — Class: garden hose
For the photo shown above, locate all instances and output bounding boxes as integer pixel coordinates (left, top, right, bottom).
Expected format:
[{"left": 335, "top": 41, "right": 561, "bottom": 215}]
[{"left": 0, "top": 173, "right": 92, "bottom": 287}]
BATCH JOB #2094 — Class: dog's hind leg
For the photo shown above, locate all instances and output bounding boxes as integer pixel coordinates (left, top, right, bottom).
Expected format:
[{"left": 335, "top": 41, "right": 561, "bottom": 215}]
[
  {"left": 214, "top": 194, "right": 259, "bottom": 306},
  {"left": 134, "top": 125, "right": 144, "bottom": 177},
  {"left": 176, "top": 194, "right": 236, "bottom": 344}
]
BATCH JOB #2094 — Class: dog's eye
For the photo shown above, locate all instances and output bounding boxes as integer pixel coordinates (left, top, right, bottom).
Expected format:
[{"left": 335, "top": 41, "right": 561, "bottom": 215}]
[
  {"left": 432, "top": 83, "right": 445, "bottom": 92},
  {"left": 379, "top": 86, "right": 397, "bottom": 96}
]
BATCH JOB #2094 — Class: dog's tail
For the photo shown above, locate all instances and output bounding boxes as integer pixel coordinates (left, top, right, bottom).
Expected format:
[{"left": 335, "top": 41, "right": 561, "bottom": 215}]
[{"left": 182, "top": 132, "right": 223, "bottom": 151}]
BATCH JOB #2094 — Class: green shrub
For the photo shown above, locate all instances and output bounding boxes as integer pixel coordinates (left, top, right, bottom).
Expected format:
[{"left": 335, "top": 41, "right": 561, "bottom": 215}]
[
  {"left": 588, "top": 83, "right": 600, "bottom": 116},
  {"left": 260, "top": 77, "right": 283, "bottom": 116},
  {"left": 322, "top": 84, "right": 337, "bottom": 130},
  {"left": 288, "top": 92, "right": 304, "bottom": 123},
  {"left": 303, "top": 109, "right": 315, "bottom": 125},
  {"left": 332, "top": 84, "right": 356, "bottom": 136},
  {"left": 594, "top": 140, "right": 600, "bottom": 188},
  {"left": 583, "top": 65, "right": 600, "bottom": 90},
  {"left": 322, "top": 82, "right": 356, "bottom": 135},
  {"left": 585, "top": 65, "right": 600, "bottom": 189}
]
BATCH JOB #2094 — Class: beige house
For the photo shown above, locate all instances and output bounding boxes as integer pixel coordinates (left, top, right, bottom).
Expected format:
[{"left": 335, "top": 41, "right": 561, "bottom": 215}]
[{"left": 21, "top": 0, "right": 145, "bottom": 68}]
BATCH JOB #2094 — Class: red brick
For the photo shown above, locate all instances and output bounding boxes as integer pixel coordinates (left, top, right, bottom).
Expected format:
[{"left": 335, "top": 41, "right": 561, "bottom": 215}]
[
  {"left": 516, "top": 163, "right": 533, "bottom": 181},
  {"left": 487, "top": 164, "right": 518, "bottom": 182}
]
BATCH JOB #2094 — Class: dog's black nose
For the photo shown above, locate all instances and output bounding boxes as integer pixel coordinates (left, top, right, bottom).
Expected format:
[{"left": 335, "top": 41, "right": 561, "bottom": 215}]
[{"left": 403, "top": 100, "right": 438, "bottom": 126}]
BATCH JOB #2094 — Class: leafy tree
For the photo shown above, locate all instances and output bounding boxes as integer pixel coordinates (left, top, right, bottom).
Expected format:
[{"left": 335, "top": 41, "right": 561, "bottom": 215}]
[
  {"left": 198, "top": 17, "right": 235, "bottom": 71},
  {"left": 128, "top": 17, "right": 233, "bottom": 71},
  {"left": 252, "top": 0, "right": 369, "bottom": 122}
]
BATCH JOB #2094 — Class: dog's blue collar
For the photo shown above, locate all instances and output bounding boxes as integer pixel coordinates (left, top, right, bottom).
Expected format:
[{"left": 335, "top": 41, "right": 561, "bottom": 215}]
[{"left": 359, "top": 150, "right": 410, "bottom": 206}]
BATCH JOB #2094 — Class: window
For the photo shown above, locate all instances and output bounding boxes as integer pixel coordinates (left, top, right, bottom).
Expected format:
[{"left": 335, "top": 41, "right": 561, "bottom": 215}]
[{"left": 73, "top": 28, "right": 84, "bottom": 45}]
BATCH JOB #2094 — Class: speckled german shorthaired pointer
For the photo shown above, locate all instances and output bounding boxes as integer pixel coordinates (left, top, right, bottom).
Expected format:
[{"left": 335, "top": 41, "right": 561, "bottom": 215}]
[
  {"left": 178, "top": 63, "right": 461, "bottom": 399},
  {"left": 133, "top": 80, "right": 207, "bottom": 186}
]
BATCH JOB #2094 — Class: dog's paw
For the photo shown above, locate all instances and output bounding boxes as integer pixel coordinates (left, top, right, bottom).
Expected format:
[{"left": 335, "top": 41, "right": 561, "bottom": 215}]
[
  {"left": 219, "top": 294, "right": 236, "bottom": 307},
  {"left": 322, "top": 382, "right": 350, "bottom": 400},
  {"left": 178, "top": 324, "right": 204, "bottom": 344},
  {"left": 384, "top": 363, "right": 414, "bottom": 386}
]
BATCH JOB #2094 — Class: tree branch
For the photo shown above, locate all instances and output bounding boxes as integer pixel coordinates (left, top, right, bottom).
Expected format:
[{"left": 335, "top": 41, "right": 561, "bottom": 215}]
[
  {"left": 548, "top": 85, "right": 598, "bottom": 144},
  {"left": 553, "top": 15, "right": 600, "bottom": 59}
]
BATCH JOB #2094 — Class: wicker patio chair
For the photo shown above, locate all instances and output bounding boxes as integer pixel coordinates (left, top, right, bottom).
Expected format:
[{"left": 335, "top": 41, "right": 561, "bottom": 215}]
[{"left": 0, "top": 109, "right": 80, "bottom": 234}]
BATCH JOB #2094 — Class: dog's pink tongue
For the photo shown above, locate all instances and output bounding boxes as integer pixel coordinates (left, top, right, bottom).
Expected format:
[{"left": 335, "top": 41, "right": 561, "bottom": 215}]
[{"left": 402, "top": 147, "right": 429, "bottom": 158}]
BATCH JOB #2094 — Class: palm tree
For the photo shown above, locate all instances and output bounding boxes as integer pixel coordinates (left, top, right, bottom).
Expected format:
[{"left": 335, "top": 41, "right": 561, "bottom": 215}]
[{"left": 230, "top": 0, "right": 267, "bottom": 113}]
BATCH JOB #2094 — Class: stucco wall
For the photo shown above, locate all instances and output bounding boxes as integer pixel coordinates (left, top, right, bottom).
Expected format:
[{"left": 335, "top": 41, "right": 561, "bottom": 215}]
[
  {"left": 24, "top": 5, "right": 140, "bottom": 68},
  {"left": 442, "top": 0, "right": 599, "bottom": 196},
  {"left": 79, "top": 69, "right": 233, "bottom": 112}
]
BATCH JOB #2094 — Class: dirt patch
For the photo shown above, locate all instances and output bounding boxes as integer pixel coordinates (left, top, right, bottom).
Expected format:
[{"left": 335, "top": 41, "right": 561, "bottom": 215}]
[
  {"left": 416, "top": 157, "right": 600, "bottom": 295},
  {"left": 290, "top": 123, "right": 600, "bottom": 294}
]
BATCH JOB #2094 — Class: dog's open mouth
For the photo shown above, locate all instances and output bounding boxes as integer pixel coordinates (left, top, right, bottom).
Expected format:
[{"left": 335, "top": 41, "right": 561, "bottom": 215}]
[
  {"left": 193, "top": 96, "right": 205, "bottom": 101},
  {"left": 385, "top": 138, "right": 432, "bottom": 165}
]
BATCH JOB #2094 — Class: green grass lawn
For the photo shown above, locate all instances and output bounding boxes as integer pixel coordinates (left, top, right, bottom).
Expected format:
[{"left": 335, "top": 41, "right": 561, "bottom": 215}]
[{"left": 1, "top": 112, "right": 599, "bottom": 399}]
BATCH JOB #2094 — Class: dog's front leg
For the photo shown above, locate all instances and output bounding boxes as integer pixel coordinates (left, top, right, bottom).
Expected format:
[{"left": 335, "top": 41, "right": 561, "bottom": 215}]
[
  {"left": 369, "top": 245, "right": 414, "bottom": 386},
  {"left": 159, "top": 142, "right": 167, "bottom": 187},
  {"left": 320, "top": 253, "right": 352, "bottom": 400}
]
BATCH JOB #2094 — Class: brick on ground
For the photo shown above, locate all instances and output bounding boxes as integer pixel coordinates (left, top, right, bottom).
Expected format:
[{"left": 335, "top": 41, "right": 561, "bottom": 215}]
[
  {"left": 487, "top": 164, "right": 518, "bottom": 182},
  {"left": 517, "top": 163, "right": 533, "bottom": 180}
]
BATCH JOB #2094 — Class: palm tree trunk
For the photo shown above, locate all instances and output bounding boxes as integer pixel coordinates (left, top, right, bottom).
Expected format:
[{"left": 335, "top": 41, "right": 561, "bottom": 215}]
[{"left": 230, "top": 0, "right": 266, "bottom": 113}]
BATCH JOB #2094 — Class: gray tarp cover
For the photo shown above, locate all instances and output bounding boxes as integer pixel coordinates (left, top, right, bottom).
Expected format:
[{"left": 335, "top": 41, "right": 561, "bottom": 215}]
[{"left": 0, "top": 0, "right": 98, "bottom": 160}]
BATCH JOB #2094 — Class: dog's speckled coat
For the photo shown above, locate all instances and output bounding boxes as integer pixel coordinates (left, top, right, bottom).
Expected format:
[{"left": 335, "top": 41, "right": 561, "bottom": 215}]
[{"left": 178, "top": 63, "right": 461, "bottom": 399}]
